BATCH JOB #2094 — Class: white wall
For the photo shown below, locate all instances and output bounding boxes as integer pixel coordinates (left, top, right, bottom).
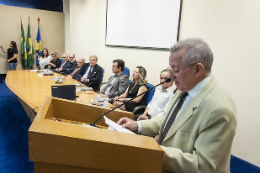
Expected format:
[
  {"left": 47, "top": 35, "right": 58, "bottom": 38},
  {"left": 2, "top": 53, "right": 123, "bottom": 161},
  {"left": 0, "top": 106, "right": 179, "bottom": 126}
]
[{"left": 67, "top": 0, "right": 260, "bottom": 166}]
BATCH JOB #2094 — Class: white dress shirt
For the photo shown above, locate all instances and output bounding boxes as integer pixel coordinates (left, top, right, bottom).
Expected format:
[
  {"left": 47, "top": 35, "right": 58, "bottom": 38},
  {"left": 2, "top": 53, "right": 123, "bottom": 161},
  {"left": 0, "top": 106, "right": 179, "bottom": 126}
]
[
  {"left": 82, "top": 65, "right": 93, "bottom": 79},
  {"left": 147, "top": 86, "right": 175, "bottom": 117},
  {"left": 138, "top": 75, "right": 211, "bottom": 132}
]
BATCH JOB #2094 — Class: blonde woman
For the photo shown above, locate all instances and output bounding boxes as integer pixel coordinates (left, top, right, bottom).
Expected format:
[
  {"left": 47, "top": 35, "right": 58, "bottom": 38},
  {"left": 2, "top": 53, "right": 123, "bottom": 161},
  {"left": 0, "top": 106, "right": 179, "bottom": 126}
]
[
  {"left": 48, "top": 52, "right": 61, "bottom": 69},
  {"left": 113, "top": 66, "right": 147, "bottom": 112}
]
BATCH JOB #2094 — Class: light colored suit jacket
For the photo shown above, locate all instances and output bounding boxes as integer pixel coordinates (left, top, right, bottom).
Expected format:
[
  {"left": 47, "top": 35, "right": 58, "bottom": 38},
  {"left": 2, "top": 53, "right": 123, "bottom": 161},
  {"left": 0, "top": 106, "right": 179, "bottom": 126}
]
[
  {"left": 101, "top": 72, "right": 129, "bottom": 98},
  {"left": 140, "top": 75, "right": 237, "bottom": 173}
]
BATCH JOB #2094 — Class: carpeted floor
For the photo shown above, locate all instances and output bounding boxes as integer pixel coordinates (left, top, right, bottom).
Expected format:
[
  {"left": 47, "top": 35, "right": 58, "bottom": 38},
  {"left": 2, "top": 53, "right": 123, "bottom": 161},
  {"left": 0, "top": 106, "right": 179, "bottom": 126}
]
[{"left": 0, "top": 74, "right": 34, "bottom": 173}]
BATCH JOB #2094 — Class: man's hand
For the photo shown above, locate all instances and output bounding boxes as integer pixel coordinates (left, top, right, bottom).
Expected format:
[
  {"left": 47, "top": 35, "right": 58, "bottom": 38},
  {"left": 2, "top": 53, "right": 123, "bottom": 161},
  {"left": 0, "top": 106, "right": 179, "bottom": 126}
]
[
  {"left": 7, "top": 59, "right": 10, "bottom": 62},
  {"left": 81, "top": 78, "right": 88, "bottom": 82},
  {"left": 137, "top": 114, "right": 149, "bottom": 121},
  {"left": 100, "top": 93, "right": 107, "bottom": 97},
  {"left": 58, "top": 68, "right": 62, "bottom": 71},
  {"left": 117, "top": 117, "right": 138, "bottom": 132}
]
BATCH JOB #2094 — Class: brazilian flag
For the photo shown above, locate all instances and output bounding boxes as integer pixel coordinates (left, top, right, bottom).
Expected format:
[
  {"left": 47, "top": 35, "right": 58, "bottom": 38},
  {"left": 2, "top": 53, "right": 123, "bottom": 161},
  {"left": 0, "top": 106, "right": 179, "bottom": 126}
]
[
  {"left": 21, "top": 24, "right": 27, "bottom": 68},
  {"left": 26, "top": 24, "right": 34, "bottom": 68},
  {"left": 35, "top": 26, "right": 42, "bottom": 67}
]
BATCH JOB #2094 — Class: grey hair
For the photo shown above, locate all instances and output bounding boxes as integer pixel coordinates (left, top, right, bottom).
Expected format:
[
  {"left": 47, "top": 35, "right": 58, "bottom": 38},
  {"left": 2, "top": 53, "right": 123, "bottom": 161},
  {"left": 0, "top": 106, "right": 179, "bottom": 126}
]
[
  {"left": 78, "top": 58, "right": 85, "bottom": 63},
  {"left": 170, "top": 38, "right": 214, "bottom": 72},
  {"left": 89, "top": 55, "right": 98, "bottom": 61}
]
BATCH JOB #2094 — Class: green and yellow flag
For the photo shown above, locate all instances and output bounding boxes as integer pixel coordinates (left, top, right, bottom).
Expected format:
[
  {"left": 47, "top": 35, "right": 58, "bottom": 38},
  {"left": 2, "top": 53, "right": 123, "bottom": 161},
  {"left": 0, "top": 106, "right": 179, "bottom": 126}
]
[
  {"left": 21, "top": 23, "right": 27, "bottom": 68},
  {"left": 26, "top": 24, "right": 34, "bottom": 68}
]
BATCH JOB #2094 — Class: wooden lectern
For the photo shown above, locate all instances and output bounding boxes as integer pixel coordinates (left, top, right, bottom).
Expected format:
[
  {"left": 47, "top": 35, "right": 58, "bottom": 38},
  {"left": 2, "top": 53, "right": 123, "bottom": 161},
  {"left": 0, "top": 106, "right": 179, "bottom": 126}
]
[{"left": 29, "top": 96, "right": 164, "bottom": 173}]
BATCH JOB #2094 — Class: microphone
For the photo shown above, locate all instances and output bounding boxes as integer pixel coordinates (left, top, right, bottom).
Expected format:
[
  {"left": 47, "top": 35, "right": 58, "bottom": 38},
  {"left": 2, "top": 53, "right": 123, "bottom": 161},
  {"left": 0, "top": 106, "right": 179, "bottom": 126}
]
[
  {"left": 89, "top": 78, "right": 171, "bottom": 127},
  {"left": 55, "top": 72, "right": 65, "bottom": 84}
]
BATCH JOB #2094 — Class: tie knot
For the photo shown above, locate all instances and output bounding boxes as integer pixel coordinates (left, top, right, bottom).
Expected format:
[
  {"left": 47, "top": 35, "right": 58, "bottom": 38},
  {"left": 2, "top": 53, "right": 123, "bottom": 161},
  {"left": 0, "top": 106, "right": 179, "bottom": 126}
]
[{"left": 180, "top": 92, "right": 188, "bottom": 100}]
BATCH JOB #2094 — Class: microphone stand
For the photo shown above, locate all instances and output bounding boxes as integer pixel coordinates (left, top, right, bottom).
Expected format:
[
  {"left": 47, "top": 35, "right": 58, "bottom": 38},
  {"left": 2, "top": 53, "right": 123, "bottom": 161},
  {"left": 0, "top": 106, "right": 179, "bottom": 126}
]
[
  {"left": 55, "top": 72, "right": 65, "bottom": 84},
  {"left": 89, "top": 78, "right": 171, "bottom": 127}
]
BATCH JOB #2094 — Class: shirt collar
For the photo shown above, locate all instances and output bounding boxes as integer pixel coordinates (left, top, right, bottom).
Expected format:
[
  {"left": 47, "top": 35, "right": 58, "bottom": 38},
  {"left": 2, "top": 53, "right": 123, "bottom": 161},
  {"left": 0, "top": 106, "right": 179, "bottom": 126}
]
[
  {"left": 159, "top": 85, "right": 174, "bottom": 93},
  {"left": 187, "top": 75, "right": 211, "bottom": 98},
  {"left": 115, "top": 72, "right": 122, "bottom": 77}
]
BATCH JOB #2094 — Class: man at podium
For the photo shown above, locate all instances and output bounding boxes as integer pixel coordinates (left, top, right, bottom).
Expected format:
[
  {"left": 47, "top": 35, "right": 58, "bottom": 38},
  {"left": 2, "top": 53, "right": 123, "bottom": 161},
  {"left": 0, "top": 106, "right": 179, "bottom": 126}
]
[{"left": 118, "top": 38, "right": 237, "bottom": 173}]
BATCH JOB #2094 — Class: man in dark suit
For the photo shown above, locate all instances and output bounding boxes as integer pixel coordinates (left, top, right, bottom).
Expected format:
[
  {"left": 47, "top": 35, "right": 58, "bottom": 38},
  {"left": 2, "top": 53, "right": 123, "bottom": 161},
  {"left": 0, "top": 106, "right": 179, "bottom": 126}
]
[
  {"left": 53, "top": 53, "right": 69, "bottom": 73},
  {"left": 53, "top": 53, "right": 77, "bottom": 75},
  {"left": 78, "top": 55, "right": 103, "bottom": 91},
  {"left": 68, "top": 58, "right": 85, "bottom": 79},
  {"left": 100, "top": 59, "right": 129, "bottom": 98}
]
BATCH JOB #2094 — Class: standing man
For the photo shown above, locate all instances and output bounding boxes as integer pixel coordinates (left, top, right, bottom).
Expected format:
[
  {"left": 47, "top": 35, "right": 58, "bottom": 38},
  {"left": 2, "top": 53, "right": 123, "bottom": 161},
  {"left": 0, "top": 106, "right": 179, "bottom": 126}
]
[
  {"left": 118, "top": 38, "right": 237, "bottom": 173},
  {"left": 136, "top": 69, "right": 174, "bottom": 121},
  {"left": 78, "top": 55, "right": 102, "bottom": 91},
  {"left": 100, "top": 59, "right": 129, "bottom": 99}
]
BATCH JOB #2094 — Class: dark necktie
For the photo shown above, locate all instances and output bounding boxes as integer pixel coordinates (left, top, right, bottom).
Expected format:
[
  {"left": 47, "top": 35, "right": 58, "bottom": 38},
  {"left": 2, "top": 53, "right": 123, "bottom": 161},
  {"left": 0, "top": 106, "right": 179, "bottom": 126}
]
[
  {"left": 87, "top": 66, "right": 93, "bottom": 78},
  {"left": 158, "top": 92, "right": 188, "bottom": 145}
]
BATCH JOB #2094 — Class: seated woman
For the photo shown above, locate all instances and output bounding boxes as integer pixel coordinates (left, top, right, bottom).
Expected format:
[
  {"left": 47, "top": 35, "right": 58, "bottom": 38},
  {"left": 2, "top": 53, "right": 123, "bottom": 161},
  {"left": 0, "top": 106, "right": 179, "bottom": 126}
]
[
  {"left": 47, "top": 52, "right": 61, "bottom": 69},
  {"left": 113, "top": 66, "right": 147, "bottom": 112},
  {"left": 39, "top": 48, "right": 52, "bottom": 69}
]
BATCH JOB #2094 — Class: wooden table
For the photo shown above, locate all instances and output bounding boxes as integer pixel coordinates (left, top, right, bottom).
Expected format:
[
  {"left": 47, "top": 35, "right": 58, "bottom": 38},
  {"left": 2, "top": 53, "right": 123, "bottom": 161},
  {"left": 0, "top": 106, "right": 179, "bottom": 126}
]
[{"left": 6, "top": 70, "right": 112, "bottom": 121}]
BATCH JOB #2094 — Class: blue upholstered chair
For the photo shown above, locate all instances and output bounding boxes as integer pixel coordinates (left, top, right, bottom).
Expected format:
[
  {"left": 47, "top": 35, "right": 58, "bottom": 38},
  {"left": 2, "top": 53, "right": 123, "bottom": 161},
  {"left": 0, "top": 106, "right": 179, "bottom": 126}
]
[
  {"left": 132, "top": 83, "right": 155, "bottom": 115},
  {"left": 123, "top": 67, "right": 130, "bottom": 77},
  {"left": 100, "top": 68, "right": 104, "bottom": 84}
]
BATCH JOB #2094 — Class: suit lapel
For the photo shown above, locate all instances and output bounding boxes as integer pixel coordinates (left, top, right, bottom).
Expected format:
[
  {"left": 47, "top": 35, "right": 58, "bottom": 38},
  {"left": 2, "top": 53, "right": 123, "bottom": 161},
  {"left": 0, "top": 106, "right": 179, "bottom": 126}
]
[
  {"left": 109, "top": 73, "right": 122, "bottom": 90},
  {"left": 161, "top": 75, "right": 217, "bottom": 143}
]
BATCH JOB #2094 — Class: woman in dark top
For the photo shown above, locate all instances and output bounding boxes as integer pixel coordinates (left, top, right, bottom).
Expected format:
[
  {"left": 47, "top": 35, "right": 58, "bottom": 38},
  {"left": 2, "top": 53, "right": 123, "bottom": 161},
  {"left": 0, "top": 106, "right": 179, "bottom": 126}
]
[
  {"left": 0, "top": 41, "right": 18, "bottom": 70},
  {"left": 47, "top": 52, "right": 61, "bottom": 69},
  {"left": 113, "top": 66, "right": 147, "bottom": 112}
]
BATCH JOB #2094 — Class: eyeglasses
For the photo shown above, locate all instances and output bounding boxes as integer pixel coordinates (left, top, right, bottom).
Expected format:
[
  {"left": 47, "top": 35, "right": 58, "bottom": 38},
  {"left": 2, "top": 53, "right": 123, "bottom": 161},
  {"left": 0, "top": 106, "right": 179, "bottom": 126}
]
[
  {"left": 52, "top": 55, "right": 56, "bottom": 57},
  {"left": 69, "top": 57, "right": 74, "bottom": 59},
  {"left": 168, "top": 63, "right": 197, "bottom": 75},
  {"left": 62, "top": 57, "right": 66, "bottom": 59}
]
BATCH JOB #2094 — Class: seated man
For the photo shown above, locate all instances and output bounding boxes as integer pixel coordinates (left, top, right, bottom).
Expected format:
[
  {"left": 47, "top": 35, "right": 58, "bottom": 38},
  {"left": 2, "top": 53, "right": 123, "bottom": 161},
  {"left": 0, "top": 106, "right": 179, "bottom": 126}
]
[
  {"left": 53, "top": 53, "right": 77, "bottom": 75},
  {"left": 68, "top": 58, "right": 85, "bottom": 79},
  {"left": 136, "top": 69, "right": 174, "bottom": 121},
  {"left": 78, "top": 55, "right": 102, "bottom": 91},
  {"left": 53, "top": 53, "right": 69, "bottom": 73},
  {"left": 118, "top": 38, "right": 237, "bottom": 173},
  {"left": 100, "top": 59, "right": 129, "bottom": 99}
]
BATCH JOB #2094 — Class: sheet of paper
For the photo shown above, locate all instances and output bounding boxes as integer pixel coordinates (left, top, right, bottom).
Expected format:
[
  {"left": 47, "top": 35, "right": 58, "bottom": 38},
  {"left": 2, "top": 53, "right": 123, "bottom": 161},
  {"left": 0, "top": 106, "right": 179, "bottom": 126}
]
[
  {"left": 29, "top": 70, "right": 38, "bottom": 72},
  {"left": 104, "top": 116, "right": 134, "bottom": 134},
  {"left": 37, "top": 74, "right": 43, "bottom": 77}
]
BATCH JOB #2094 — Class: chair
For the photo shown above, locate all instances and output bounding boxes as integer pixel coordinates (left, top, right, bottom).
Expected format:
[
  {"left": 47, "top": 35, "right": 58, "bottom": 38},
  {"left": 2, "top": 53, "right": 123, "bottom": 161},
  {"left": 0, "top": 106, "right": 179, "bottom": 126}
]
[
  {"left": 123, "top": 67, "right": 130, "bottom": 77},
  {"left": 100, "top": 68, "right": 104, "bottom": 84},
  {"left": 60, "top": 58, "right": 64, "bottom": 63},
  {"left": 133, "top": 83, "right": 155, "bottom": 116},
  {"left": 97, "top": 68, "right": 105, "bottom": 92}
]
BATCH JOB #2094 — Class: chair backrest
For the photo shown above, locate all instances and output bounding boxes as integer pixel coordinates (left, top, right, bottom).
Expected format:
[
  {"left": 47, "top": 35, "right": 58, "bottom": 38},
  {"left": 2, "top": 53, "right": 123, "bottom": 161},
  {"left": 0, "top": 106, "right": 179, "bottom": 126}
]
[
  {"left": 128, "top": 80, "right": 155, "bottom": 105},
  {"left": 123, "top": 67, "right": 130, "bottom": 77},
  {"left": 144, "top": 83, "right": 155, "bottom": 105},
  {"left": 60, "top": 58, "right": 64, "bottom": 63},
  {"left": 100, "top": 68, "right": 104, "bottom": 84}
]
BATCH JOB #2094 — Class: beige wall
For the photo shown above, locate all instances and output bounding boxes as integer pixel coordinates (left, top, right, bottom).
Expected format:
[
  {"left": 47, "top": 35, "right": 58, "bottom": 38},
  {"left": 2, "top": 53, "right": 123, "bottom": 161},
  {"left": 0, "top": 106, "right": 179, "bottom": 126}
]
[
  {"left": 0, "top": 5, "right": 65, "bottom": 73},
  {"left": 68, "top": 0, "right": 260, "bottom": 166}
]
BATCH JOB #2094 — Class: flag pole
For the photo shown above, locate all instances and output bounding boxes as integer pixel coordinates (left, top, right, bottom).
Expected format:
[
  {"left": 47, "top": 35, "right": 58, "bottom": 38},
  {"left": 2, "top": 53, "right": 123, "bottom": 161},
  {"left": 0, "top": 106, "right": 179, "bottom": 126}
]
[{"left": 38, "top": 17, "right": 40, "bottom": 26}]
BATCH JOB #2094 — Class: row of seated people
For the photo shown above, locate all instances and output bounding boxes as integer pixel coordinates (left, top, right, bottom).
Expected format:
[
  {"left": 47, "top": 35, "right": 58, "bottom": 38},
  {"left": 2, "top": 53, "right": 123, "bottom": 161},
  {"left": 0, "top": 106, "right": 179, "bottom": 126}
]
[{"left": 39, "top": 48, "right": 175, "bottom": 120}]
